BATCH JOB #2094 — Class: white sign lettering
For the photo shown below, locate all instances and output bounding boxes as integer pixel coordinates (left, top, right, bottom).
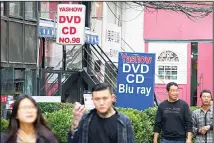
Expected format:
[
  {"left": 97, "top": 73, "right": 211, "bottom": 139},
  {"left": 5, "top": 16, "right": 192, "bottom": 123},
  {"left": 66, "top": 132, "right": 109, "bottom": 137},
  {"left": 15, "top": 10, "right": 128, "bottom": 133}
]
[
  {"left": 118, "top": 84, "right": 152, "bottom": 96},
  {"left": 126, "top": 74, "right": 144, "bottom": 83},
  {"left": 123, "top": 64, "right": 149, "bottom": 73}
]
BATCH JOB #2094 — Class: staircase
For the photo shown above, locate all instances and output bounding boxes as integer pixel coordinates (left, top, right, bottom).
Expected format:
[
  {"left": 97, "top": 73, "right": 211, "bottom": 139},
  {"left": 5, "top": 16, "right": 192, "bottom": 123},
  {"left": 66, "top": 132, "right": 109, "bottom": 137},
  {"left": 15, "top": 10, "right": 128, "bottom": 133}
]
[
  {"left": 39, "top": 38, "right": 168, "bottom": 105},
  {"left": 39, "top": 45, "right": 84, "bottom": 97},
  {"left": 39, "top": 44, "right": 118, "bottom": 102},
  {"left": 80, "top": 44, "right": 118, "bottom": 93}
]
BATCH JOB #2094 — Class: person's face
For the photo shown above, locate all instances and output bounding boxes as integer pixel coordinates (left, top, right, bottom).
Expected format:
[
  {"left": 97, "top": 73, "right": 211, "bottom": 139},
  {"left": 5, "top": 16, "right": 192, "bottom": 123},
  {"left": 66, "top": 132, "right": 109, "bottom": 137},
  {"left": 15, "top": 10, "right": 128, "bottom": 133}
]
[
  {"left": 201, "top": 92, "right": 212, "bottom": 106},
  {"left": 168, "top": 85, "right": 179, "bottom": 100},
  {"left": 17, "top": 98, "right": 38, "bottom": 124},
  {"left": 92, "top": 89, "right": 115, "bottom": 114}
]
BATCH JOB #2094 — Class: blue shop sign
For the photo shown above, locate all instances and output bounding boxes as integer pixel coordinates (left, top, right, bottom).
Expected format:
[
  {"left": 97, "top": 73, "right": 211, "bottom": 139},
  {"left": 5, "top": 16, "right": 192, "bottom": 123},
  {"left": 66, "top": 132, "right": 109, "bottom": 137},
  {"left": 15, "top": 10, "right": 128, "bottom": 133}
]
[
  {"left": 39, "top": 27, "right": 99, "bottom": 45},
  {"left": 116, "top": 52, "right": 156, "bottom": 111},
  {"left": 39, "top": 27, "right": 55, "bottom": 38}
]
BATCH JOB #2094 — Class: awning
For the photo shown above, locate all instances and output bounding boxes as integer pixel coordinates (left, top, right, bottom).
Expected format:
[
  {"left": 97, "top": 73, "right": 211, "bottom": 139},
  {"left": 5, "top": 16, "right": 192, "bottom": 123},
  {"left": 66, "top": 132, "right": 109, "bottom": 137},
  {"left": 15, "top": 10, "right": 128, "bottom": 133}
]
[{"left": 39, "top": 19, "right": 99, "bottom": 45}]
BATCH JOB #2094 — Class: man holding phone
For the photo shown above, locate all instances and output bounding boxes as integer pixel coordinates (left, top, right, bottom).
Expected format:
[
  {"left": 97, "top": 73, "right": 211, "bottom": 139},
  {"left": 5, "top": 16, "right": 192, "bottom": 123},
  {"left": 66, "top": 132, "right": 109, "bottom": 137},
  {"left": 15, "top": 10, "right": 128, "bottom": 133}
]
[{"left": 68, "top": 83, "right": 134, "bottom": 143}]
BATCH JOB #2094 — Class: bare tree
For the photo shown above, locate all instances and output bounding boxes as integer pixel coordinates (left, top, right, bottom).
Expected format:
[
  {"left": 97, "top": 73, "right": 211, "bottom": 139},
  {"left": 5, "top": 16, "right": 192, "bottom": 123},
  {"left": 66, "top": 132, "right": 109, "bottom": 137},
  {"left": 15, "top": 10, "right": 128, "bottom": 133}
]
[{"left": 132, "top": 2, "right": 213, "bottom": 20}]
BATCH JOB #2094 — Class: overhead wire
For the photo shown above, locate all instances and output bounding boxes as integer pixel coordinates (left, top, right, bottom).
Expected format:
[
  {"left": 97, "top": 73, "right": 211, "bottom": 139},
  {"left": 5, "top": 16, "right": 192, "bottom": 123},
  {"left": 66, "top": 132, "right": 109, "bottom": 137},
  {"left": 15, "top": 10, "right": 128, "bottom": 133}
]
[
  {"left": 112, "top": 2, "right": 142, "bottom": 11},
  {"left": 105, "top": 2, "right": 144, "bottom": 22},
  {"left": 124, "top": 2, "right": 146, "bottom": 11}
]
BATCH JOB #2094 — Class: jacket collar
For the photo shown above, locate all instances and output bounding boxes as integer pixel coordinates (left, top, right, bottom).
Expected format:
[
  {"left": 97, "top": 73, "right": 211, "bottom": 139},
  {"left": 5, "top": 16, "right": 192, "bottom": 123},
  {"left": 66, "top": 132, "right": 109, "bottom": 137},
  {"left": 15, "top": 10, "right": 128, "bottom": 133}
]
[{"left": 86, "top": 106, "right": 126, "bottom": 126}]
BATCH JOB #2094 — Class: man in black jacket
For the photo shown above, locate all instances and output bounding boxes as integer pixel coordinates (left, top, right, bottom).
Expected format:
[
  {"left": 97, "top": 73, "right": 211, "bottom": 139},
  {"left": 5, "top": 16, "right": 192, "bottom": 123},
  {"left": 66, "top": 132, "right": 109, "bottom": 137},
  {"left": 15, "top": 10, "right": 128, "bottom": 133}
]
[
  {"left": 68, "top": 83, "right": 134, "bottom": 143},
  {"left": 153, "top": 82, "right": 193, "bottom": 143}
]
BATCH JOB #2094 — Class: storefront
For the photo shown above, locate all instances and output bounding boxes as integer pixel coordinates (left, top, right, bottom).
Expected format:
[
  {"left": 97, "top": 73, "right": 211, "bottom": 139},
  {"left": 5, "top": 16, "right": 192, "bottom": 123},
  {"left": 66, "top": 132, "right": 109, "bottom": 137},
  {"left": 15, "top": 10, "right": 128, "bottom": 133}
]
[{"left": 144, "top": 6, "right": 213, "bottom": 106}]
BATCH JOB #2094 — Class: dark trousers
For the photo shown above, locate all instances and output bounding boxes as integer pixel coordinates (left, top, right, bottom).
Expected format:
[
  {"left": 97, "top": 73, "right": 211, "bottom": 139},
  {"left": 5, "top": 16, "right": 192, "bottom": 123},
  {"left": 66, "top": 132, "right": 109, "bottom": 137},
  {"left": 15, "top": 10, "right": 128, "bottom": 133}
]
[{"left": 161, "top": 139, "right": 185, "bottom": 143}]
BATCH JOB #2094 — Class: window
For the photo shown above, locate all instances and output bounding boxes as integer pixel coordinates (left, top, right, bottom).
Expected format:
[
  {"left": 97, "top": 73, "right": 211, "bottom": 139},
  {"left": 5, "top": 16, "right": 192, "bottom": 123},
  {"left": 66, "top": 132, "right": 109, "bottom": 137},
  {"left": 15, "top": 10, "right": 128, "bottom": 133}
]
[
  {"left": 24, "top": 24, "right": 37, "bottom": 63},
  {"left": 157, "top": 50, "right": 179, "bottom": 81},
  {"left": 1, "top": 68, "right": 15, "bottom": 95},
  {"left": 158, "top": 66, "right": 178, "bottom": 80},
  {"left": 25, "top": 2, "right": 36, "bottom": 19},
  {"left": 157, "top": 50, "right": 179, "bottom": 62},
  {"left": 14, "top": 69, "right": 25, "bottom": 95},
  {"left": 9, "top": 2, "right": 23, "bottom": 17},
  {"left": 1, "top": 20, "right": 7, "bottom": 62},
  {"left": 9, "top": 22, "right": 23, "bottom": 62}
]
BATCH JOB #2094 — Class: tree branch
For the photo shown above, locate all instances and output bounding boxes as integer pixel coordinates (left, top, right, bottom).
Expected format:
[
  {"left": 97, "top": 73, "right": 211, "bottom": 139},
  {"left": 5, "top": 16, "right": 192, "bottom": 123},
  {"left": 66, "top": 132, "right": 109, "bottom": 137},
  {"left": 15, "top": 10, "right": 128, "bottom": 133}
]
[{"left": 132, "top": 2, "right": 212, "bottom": 19}]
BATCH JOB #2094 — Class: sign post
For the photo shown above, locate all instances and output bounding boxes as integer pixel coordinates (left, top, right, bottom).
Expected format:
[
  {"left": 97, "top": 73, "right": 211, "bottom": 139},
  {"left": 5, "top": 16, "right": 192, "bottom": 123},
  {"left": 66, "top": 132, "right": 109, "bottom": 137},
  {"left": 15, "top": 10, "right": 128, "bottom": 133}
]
[
  {"left": 56, "top": 4, "right": 86, "bottom": 45},
  {"left": 116, "top": 52, "right": 156, "bottom": 110}
]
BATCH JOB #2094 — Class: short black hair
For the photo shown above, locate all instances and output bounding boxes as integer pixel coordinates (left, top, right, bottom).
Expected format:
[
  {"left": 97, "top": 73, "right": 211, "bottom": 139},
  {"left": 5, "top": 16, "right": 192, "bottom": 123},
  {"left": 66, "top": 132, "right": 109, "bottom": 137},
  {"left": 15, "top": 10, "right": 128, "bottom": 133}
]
[
  {"left": 166, "top": 82, "right": 178, "bottom": 92},
  {"left": 200, "top": 89, "right": 212, "bottom": 98},
  {"left": 92, "top": 83, "right": 113, "bottom": 94}
]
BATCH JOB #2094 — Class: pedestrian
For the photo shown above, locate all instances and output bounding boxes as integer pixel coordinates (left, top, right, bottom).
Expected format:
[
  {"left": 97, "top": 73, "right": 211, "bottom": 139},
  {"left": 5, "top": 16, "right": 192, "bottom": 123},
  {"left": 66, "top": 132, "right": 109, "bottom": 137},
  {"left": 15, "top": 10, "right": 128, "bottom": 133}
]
[
  {"left": 1, "top": 95, "right": 58, "bottom": 143},
  {"left": 210, "top": 98, "right": 213, "bottom": 106},
  {"left": 153, "top": 82, "right": 193, "bottom": 143},
  {"left": 192, "top": 89, "right": 213, "bottom": 143},
  {"left": 68, "top": 83, "right": 134, "bottom": 143}
]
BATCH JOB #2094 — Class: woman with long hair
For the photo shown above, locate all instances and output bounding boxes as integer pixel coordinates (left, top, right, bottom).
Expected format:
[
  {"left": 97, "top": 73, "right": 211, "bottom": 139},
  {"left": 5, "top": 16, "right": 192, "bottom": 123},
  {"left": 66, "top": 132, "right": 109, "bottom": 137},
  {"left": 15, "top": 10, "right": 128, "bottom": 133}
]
[{"left": 1, "top": 95, "right": 58, "bottom": 143}]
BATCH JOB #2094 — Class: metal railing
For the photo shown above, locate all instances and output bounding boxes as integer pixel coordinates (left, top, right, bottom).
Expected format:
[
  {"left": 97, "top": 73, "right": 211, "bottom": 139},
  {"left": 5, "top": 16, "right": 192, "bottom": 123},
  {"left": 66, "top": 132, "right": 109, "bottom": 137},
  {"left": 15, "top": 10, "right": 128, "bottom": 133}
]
[
  {"left": 82, "top": 45, "right": 117, "bottom": 92},
  {"left": 39, "top": 46, "right": 83, "bottom": 96}
]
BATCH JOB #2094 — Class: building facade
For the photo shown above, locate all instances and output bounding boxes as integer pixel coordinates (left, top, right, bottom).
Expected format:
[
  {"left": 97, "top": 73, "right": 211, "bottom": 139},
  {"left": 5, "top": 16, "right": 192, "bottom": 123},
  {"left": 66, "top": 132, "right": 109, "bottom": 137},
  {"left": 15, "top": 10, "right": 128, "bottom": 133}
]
[
  {"left": 1, "top": 2, "right": 39, "bottom": 99},
  {"left": 144, "top": 5, "right": 213, "bottom": 106},
  {"left": 38, "top": 2, "right": 146, "bottom": 102}
]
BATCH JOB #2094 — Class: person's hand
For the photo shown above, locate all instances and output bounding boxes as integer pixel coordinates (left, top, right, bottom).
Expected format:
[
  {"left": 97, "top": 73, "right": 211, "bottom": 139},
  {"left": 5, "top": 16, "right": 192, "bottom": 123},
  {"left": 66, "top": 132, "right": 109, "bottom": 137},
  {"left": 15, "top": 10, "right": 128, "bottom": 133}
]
[
  {"left": 17, "top": 129, "right": 36, "bottom": 143},
  {"left": 203, "top": 125, "right": 210, "bottom": 131},
  {"left": 186, "top": 139, "right": 192, "bottom": 143},
  {"left": 199, "top": 125, "right": 210, "bottom": 135},
  {"left": 72, "top": 102, "right": 85, "bottom": 128},
  {"left": 153, "top": 139, "right": 158, "bottom": 143}
]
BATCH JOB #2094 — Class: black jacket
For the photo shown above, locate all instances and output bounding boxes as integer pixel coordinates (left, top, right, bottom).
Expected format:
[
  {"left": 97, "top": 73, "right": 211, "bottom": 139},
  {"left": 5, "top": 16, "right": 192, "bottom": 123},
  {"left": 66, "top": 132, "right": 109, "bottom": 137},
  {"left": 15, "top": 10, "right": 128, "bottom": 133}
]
[{"left": 1, "top": 127, "right": 58, "bottom": 143}]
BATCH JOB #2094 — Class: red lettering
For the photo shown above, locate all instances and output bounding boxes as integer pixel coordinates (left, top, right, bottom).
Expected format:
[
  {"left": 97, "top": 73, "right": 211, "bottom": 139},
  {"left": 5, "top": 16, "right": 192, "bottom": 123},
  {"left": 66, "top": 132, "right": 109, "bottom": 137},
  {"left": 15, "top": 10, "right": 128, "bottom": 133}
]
[
  {"left": 144, "top": 57, "right": 152, "bottom": 64},
  {"left": 74, "top": 16, "right": 81, "bottom": 23},
  {"left": 59, "top": 16, "right": 81, "bottom": 23},
  {"left": 59, "top": 37, "right": 70, "bottom": 43},
  {"left": 121, "top": 53, "right": 127, "bottom": 61},
  {"left": 59, "top": 7, "right": 82, "bottom": 12},
  {"left": 58, "top": 37, "right": 81, "bottom": 44},
  {"left": 62, "top": 27, "right": 69, "bottom": 34},
  {"left": 62, "top": 27, "right": 76, "bottom": 35},
  {"left": 121, "top": 54, "right": 152, "bottom": 64},
  {"left": 72, "top": 38, "right": 80, "bottom": 43},
  {"left": 69, "top": 27, "right": 76, "bottom": 34},
  {"left": 66, "top": 16, "right": 73, "bottom": 23},
  {"left": 59, "top": 16, "right": 66, "bottom": 23}
]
